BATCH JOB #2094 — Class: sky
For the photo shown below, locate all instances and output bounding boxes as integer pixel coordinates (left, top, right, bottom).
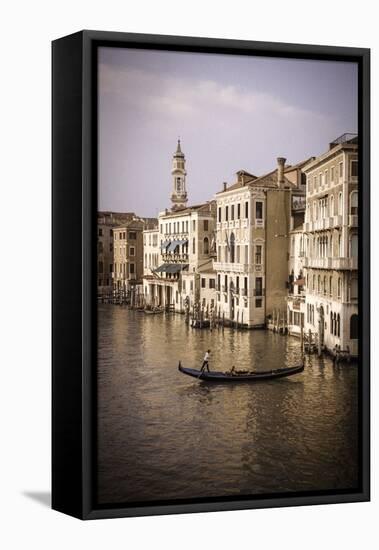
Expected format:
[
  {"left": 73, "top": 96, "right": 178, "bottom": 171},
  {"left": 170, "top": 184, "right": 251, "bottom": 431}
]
[{"left": 98, "top": 47, "right": 358, "bottom": 218}]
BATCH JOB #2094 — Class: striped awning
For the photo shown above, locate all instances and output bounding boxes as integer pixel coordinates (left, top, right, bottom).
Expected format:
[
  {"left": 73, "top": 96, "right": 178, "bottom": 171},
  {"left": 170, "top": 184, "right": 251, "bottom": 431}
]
[
  {"left": 154, "top": 263, "right": 189, "bottom": 274},
  {"left": 160, "top": 240, "right": 171, "bottom": 251}
]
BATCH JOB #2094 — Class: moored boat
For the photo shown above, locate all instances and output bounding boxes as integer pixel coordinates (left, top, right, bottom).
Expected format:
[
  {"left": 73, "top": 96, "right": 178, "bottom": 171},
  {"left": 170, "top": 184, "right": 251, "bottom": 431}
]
[{"left": 178, "top": 361, "right": 304, "bottom": 382}]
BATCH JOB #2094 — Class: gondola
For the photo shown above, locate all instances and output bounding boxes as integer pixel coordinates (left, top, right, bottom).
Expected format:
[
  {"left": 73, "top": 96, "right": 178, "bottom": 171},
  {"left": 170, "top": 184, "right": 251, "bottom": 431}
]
[
  {"left": 178, "top": 361, "right": 304, "bottom": 382},
  {"left": 144, "top": 308, "right": 164, "bottom": 315}
]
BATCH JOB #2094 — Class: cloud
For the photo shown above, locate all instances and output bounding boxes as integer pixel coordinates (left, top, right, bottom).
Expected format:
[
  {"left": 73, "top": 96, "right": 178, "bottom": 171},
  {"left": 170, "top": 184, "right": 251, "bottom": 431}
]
[{"left": 98, "top": 63, "right": 327, "bottom": 126}]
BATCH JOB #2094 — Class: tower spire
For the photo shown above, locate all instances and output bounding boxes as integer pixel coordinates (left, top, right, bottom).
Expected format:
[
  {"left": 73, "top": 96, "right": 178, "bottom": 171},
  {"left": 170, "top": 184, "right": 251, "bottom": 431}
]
[{"left": 171, "top": 139, "right": 188, "bottom": 211}]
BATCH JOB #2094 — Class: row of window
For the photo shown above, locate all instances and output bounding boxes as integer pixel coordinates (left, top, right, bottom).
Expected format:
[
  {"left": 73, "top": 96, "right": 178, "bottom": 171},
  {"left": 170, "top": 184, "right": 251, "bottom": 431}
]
[
  {"left": 306, "top": 232, "right": 358, "bottom": 259},
  {"left": 114, "top": 245, "right": 135, "bottom": 257},
  {"left": 161, "top": 237, "right": 211, "bottom": 256},
  {"left": 307, "top": 160, "right": 357, "bottom": 194},
  {"left": 112, "top": 262, "right": 135, "bottom": 276},
  {"left": 143, "top": 233, "right": 159, "bottom": 247},
  {"left": 160, "top": 219, "right": 209, "bottom": 235},
  {"left": 215, "top": 275, "right": 264, "bottom": 296},
  {"left": 218, "top": 201, "right": 263, "bottom": 223},
  {"left": 201, "top": 278, "right": 216, "bottom": 289},
  {"left": 306, "top": 274, "right": 358, "bottom": 300},
  {"left": 112, "top": 231, "right": 137, "bottom": 240},
  {"left": 309, "top": 190, "right": 357, "bottom": 221},
  {"left": 144, "top": 253, "right": 159, "bottom": 269},
  {"left": 217, "top": 242, "right": 263, "bottom": 265}
]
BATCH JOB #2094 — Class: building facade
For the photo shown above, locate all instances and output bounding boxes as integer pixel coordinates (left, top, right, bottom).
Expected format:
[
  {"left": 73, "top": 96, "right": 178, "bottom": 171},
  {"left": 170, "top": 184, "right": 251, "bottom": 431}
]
[
  {"left": 142, "top": 140, "right": 217, "bottom": 311},
  {"left": 143, "top": 202, "right": 217, "bottom": 311},
  {"left": 113, "top": 220, "right": 145, "bottom": 292},
  {"left": 214, "top": 158, "right": 310, "bottom": 327},
  {"left": 286, "top": 227, "right": 306, "bottom": 336},
  {"left": 303, "top": 134, "right": 358, "bottom": 356},
  {"left": 97, "top": 211, "right": 136, "bottom": 295}
]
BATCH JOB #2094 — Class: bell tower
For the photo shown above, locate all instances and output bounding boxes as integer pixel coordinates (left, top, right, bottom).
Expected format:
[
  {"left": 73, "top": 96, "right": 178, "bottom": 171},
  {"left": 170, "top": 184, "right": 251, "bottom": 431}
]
[{"left": 171, "top": 139, "right": 188, "bottom": 211}]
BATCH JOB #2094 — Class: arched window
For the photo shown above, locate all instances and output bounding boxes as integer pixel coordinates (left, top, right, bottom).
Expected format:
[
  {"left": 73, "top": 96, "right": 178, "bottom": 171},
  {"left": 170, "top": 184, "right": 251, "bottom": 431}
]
[
  {"left": 203, "top": 237, "right": 209, "bottom": 255},
  {"left": 329, "top": 275, "right": 333, "bottom": 297},
  {"left": 337, "top": 277, "right": 342, "bottom": 299},
  {"left": 337, "top": 314, "right": 341, "bottom": 337},
  {"left": 324, "top": 276, "right": 327, "bottom": 295},
  {"left": 350, "top": 314, "right": 358, "bottom": 339},
  {"left": 333, "top": 313, "right": 337, "bottom": 336},
  {"left": 229, "top": 233, "right": 235, "bottom": 263},
  {"left": 330, "top": 311, "right": 334, "bottom": 333},
  {"left": 350, "top": 191, "right": 358, "bottom": 215},
  {"left": 350, "top": 233, "right": 358, "bottom": 257},
  {"left": 338, "top": 234, "right": 342, "bottom": 257},
  {"left": 318, "top": 275, "right": 321, "bottom": 293},
  {"left": 330, "top": 235, "right": 333, "bottom": 256},
  {"left": 312, "top": 274, "right": 315, "bottom": 292}
]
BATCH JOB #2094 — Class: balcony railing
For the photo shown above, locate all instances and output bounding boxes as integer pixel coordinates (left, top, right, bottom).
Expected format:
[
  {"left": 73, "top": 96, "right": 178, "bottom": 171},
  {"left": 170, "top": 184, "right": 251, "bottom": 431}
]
[
  {"left": 213, "top": 261, "right": 252, "bottom": 273},
  {"left": 304, "top": 256, "right": 357, "bottom": 270}
]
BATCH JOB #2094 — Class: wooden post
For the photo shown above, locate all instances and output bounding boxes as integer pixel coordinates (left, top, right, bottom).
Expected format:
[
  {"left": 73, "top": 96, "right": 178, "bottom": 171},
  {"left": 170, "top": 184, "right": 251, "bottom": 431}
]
[{"left": 300, "top": 314, "right": 304, "bottom": 361}]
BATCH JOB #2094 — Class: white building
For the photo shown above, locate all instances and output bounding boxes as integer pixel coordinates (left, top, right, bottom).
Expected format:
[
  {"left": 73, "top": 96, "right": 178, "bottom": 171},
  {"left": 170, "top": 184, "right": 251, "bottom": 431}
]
[
  {"left": 214, "top": 159, "right": 310, "bottom": 328},
  {"left": 143, "top": 142, "right": 217, "bottom": 312},
  {"left": 303, "top": 133, "right": 358, "bottom": 357},
  {"left": 287, "top": 227, "right": 306, "bottom": 336}
]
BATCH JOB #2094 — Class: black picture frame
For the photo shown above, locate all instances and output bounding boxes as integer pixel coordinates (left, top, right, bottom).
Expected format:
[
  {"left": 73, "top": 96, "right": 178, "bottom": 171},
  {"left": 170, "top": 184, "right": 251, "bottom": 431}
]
[{"left": 52, "top": 30, "right": 370, "bottom": 520}]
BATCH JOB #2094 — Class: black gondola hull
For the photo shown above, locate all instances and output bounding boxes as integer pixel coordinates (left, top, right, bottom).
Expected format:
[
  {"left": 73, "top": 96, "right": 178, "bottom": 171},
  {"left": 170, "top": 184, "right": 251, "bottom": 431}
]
[{"left": 178, "top": 362, "right": 304, "bottom": 382}]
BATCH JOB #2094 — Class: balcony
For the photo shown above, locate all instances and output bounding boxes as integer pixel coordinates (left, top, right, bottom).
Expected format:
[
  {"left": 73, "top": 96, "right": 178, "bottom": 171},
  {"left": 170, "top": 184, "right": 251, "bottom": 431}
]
[
  {"left": 334, "top": 215, "right": 343, "bottom": 227},
  {"left": 303, "top": 257, "right": 332, "bottom": 269},
  {"left": 213, "top": 262, "right": 252, "bottom": 273},
  {"left": 240, "top": 288, "right": 248, "bottom": 296},
  {"left": 330, "top": 257, "right": 358, "bottom": 270},
  {"left": 162, "top": 253, "right": 189, "bottom": 262},
  {"left": 304, "top": 256, "right": 358, "bottom": 270}
]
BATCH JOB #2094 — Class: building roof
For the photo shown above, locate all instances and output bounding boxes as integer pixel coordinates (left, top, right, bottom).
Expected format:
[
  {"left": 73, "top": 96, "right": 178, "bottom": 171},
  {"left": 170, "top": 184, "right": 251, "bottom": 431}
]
[
  {"left": 216, "top": 158, "right": 311, "bottom": 195},
  {"left": 160, "top": 201, "right": 215, "bottom": 218},
  {"left": 302, "top": 135, "right": 358, "bottom": 173}
]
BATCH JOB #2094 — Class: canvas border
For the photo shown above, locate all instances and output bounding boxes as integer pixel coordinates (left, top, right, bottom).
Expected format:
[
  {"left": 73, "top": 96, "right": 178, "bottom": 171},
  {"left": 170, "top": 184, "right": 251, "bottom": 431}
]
[{"left": 52, "top": 30, "right": 370, "bottom": 520}]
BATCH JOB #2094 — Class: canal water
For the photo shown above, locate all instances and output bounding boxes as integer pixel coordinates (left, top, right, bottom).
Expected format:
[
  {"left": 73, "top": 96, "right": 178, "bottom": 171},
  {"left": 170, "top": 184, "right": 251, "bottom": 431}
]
[{"left": 97, "top": 304, "right": 358, "bottom": 505}]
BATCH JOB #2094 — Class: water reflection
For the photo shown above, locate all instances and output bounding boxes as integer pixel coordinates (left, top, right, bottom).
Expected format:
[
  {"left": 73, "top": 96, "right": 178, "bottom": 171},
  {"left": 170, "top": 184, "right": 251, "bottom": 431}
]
[{"left": 97, "top": 305, "right": 358, "bottom": 504}]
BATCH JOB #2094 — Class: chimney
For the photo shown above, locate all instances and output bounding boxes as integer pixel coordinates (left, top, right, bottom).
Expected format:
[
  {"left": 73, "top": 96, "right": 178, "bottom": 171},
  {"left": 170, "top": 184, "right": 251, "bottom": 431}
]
[
  {"left": 223, "top": 182, "right": 227, "bottom": 192},
  {"left": 277, "top": 157, "right": 286, "bottom": 188}
]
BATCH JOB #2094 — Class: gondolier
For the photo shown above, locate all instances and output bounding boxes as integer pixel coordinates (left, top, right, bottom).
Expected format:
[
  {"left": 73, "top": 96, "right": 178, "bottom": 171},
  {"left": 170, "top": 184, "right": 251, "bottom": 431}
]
[{"left": 200, "top": 350, "right": 211, "bottom": 372}]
